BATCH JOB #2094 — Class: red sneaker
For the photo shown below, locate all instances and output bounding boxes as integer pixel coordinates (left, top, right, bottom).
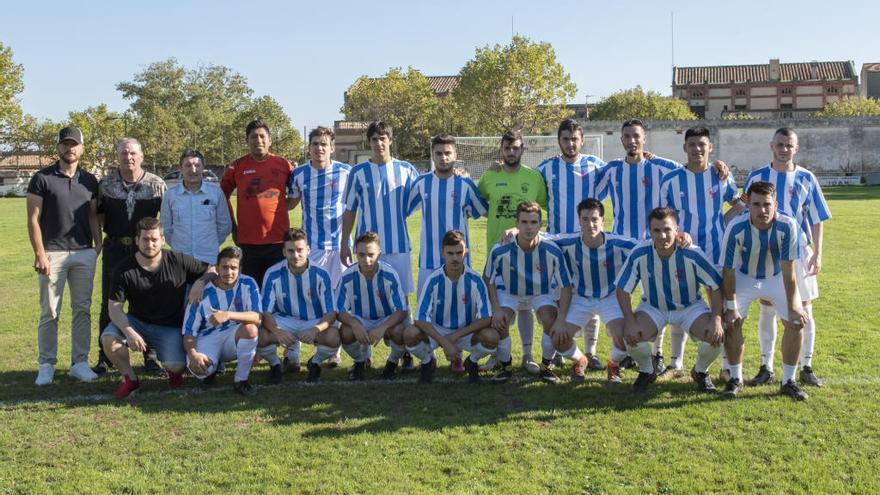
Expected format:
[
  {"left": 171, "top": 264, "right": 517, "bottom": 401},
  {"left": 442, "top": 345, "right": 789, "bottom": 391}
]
[
  {"left": 451, "top": 355, "right": 465, "bottom": 374},
  {"left": 168, "top": 371, "right": 184, "bottom": 389},
  {"left": 114, "top": 375, "right": 141, "bottom": 398}
]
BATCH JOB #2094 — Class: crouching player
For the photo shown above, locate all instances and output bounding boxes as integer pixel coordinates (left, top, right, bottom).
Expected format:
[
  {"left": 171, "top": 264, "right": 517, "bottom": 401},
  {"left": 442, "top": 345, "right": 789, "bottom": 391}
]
[
  {"left": 405, "top": 230, "right": 497, "bottom": 384},
  {"left": 720, "top": 181, "right": 810, "bottom": 401},
  {"left": 257, "top": 228, "right": 340, "bottom": 384},
  {"left": 183, "top": 246, "right": 262, "bottom": 395},
  {"left": 483, "top": 201, "right": 573, "bottom": 383},
  {"left": 615, "top": 207, "right": 725, "bottom": 393},
  {"left": 555, "top": 199, "right": 637, "bottom": 384},
  {"left": 337, "top": 232, "right": 409, "bottom": 381}
]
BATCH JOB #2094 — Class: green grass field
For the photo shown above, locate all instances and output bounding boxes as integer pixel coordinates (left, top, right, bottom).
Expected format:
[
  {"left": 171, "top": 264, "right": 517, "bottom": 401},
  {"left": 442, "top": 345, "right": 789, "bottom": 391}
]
[{"left": 1, "top": 188, "right": 879, "bottom": 494}]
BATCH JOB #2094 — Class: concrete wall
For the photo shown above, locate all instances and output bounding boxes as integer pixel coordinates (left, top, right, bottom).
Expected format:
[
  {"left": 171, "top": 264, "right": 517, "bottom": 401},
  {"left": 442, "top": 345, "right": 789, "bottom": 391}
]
[{"left": 578, "top": 116, "right": 880, "bottom": 178}]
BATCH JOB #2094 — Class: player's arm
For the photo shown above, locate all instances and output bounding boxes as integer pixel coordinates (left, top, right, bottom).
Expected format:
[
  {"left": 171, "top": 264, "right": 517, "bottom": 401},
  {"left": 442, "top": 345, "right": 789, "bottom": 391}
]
[
  {"left": 782, "top": 260, "right": 808, "bottom": 327},
  {"left": 721, "top": 268, "right": 741, "bottom": 326},
  {"left": 808, "top": 222, "right": 824, "bottom": 275},
  {"left": 447, "top": 317, "right": 492, "bottom": 342},
  {"left": 415, "top": 320, "right": 460, "bottom": 360},
  {"left": 108, "top": 299, "right": 147, "bottom": 352},
  {"left": 261, "top": 312, "right": 296, "bottom": 346},
  {"left": 615, "top": 287, "right": 641, "bottom": 346},
  {"left": 704, "top": 286, "right": 725, "bottom": 346},
  {"left": 209, "top": 309, "right": 262, "bottom": 327},
  {"left": 549, "top": 285, "right": 573, "bottom": 348},
  {"left": 26, "top": 193, "right": 50, "bottom": 275},
  {"left": 87, "top": 197, "right": 102, "bottom": 255},
  {"left": 723, "top": 199, "right": 746, "bottom": 224}
]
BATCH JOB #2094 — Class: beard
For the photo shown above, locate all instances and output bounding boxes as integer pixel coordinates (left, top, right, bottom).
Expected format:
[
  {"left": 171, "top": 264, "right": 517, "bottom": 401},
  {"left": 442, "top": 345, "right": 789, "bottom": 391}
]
[{"left": 138, "top": 247, "right": 161, "bottom": 259}]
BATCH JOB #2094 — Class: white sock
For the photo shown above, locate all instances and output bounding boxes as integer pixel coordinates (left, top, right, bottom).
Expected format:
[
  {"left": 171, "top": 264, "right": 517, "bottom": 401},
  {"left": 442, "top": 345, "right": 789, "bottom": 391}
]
[
  {"left": 234, "top": 337, "right": 258, "bottom": 382},
  {"left": 561, "top": 342, "right": 583, "bottom": 361},
  {"left": 653, "top": 326, "right": 666, "bottom": 355},
  {"left": 800, "top": 305, "right": 815, "bottom": 368},
  {"left": 583, "top": 315, "right": 600, "bottom": 355},
  {"left": 720, "top": 349, "right": 730, "bottom": 371},
  {"left": 626, "top": 341, "right": 654, "bottom": 373},
  {"left": 287, "top": 340, "right": 301, "bottom": 362},
  {"left": 540, "top": 333, "right": 555, "bottom": 361},
  {"left": 610, "top": 345, "right": 628, "bottom": 364},
  {"left": 497, "top": 336, "right": 512, "bottom": 364},
  {"left": 406, "top": 342, "right": 433, "bottom": 364},
  {"left": 669, "top": 325, "right": 686, "bottom": 369},
  {"left": 694, "top": 341, "right": 721, "bottom": 374},
  {"left": 342, "top": 342, "right": 363, "bottom": 362},
  {"left": 362, "top": 343, "right": 373, "bottom": 362},
  {"left": 312, "top": 344, "right": 338, "bottom": 364},
  {"left": 257, "top": 345, "right": 281, "bottom": 366},
  {"left": 729, "top": 363, "right": 743, "bottom": 381},
  {"left": 782, "top": 363, "right": 798, "bottom": 383},
  {"left": 758, "top": 304, "right": 778, "bottom": 368},
  {"left": 469, "top": 343, "right": 493, "bottom": 363},
  {"left": 388, "top": 341, "right": 406, "bottom": 364},
  {"left": 518, "top": 310, "right": 533, "bottom": 358}
]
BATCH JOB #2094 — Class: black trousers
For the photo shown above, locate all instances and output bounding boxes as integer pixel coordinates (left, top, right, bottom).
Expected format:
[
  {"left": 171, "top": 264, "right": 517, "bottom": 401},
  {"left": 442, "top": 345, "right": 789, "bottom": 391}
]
[
  {"left": 241, "top": 243, "right": 285, "bottom": 288},
  {"left": 97, "top": 238, "right": 136, "bottom": 364}
]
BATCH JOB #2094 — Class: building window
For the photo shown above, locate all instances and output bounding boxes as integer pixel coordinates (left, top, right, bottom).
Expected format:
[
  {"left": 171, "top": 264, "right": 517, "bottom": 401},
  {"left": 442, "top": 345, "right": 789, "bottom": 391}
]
[
  {"left": 781, "top": 87, "right": 793, "bottom": 95},
  {"left": 735, "top": 88, "right": 747, "bottom": 97},
  {"left": 691, "top": 90, "right": 704, "bottom": 98},
  {"left": 826, "top": 86, "right": 839, "bottom": 94},
  {"left": 734, "top": 104, "right": 747, "bottom": 111}
]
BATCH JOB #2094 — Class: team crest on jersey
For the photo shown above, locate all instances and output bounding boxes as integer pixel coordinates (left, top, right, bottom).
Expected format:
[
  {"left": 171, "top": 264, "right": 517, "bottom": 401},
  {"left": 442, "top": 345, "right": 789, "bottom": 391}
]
[
  {"left": 377, "top": 290, "right": 387, "bottom": 301},
  {"left": 307, "top": 289, "right": 315, "bottom": 300},
  {"left": 789, "top": 186, "right": 799, "bottom": 198},
  {"left": 642, "top": 176, "right": 651, "bottom": 187},
  {"left": 462, "top": 294, "right": 470, "bottom": 305},
  {"left": 675, "top": 269, "right": 686, "bottom": 280},
  {"left": 233, "top": 297, "right": 242, "bottom": 310},
  {"left": 521, "top": 184, "right": 529, "bottom": 193},
  {"left": 536, "top": 264, "right": 544, "bottom": 273},
  {"left": 709, "top": 185, "right": 719, "bottom": 199}
]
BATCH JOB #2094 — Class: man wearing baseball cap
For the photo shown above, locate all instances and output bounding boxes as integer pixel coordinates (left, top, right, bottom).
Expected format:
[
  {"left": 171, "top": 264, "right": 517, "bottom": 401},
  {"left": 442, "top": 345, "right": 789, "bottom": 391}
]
[{"left": 27, "top": 127, "right": 102, "bottom": 385}]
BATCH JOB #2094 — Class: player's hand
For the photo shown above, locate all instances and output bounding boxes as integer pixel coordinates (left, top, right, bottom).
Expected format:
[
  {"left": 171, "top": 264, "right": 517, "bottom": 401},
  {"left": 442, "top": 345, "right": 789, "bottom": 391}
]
[
  {"left": 34, "top": 253, "right": 51, "bottom": 275},
  {"left": 491, "top": 309, "right": 509, "bottom": 332},
  {"left": 188, "top": 351, "right": 213, "bottom": 376},
  {"left": 299, "top": 327, "right": 318, "bottom": 345},
  {"left": 208, "top": 308, "right": 230, "bottom": 326},
  {"left": 487, "top": 160, "right": 502, "bottom": 172},
  {"left": 188, "top": 280, "right": 206, "bottom": 305},
  {"left": 500, "top": 228, "right": 518, "bottom": 245},
  {"left": 642, "top": 151, "right": 656, "bottom": 161},
  {"left": 274, "top": 329, "right": 295, "bottom": 347},
  {"left": 340, "top": 244, "right": 353, "bottom": 267},
  {"left": 788, "top": 306, "right": 809, "bottom": 329},
  {"left": 807, "top": 252, "right": 822, "bottom": 275},
  {"left": 368, "top": 327, "right": 386, "bottom": 346},
  {"left": 713, "top": 160, "right": 730, "bottom": 181},
  {"left": 122, "top": 327, "right": 147, "bottom": 353},
  {"left": 549, "top": 323, "right": 567, "bottom": 348},
  {"left": 623, "top": 318, "right": 642, "bottom": 346},
  {"left": 723, "top": 309, "right": 742, "bottom": 328},
  {"left": 352, "top": 323, "right": 370, "bottom": 345},
  {"left": 441, "top": 341, "right": 459, "bottom": 362},
  {"left": 707, "top": 316, "right": 725, "bottom": 346},
  {"left": 452, "top": 167, "right": 471, "bottom": 179},
  {"left": 676, "top": 232, "right": 693, "bottom": 248}
]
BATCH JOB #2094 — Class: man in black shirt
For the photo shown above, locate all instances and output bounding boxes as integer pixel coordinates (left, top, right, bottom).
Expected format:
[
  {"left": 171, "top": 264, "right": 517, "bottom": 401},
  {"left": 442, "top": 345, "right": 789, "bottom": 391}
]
[
  {"left": 101, "top": 217, "right": 214, "bottom": 398},
  {"left": 26, "top": 127, "right": 102, "bottom": 385}
]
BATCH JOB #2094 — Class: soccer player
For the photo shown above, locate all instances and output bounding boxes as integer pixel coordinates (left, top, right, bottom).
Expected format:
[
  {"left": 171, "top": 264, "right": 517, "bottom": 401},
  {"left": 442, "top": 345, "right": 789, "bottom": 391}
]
[
  {"left": 483, "top": 202, "right": 572, "bottom": 383},
  {"left": 477, "top": 129, "right": 548, "bottom": 374},
  {"left": 742, "top": 128, "right": 831, "bottom": 387},
  {"left": 555, "top": 199, "right": 637, "bottom": 384},
  {"left": 336, "top": 232, "right": 409, "bottom": 381},
  {"left": 615, "top": 207, "right": 725, "bottom": 393},
  {"left": 406, "top": 135, "right": 488, "bottom": 295},
  {"left": 659, "top": 126, "right": 742, "bottom": 376},
  {"left": 256, "top": 228, "right": 340, "bottom": 385},
  {"left": 405, "top": 230, "right": 497, "bottom": 383},
  {"left": 720, "top": 181, "right": 810, "bottom": 401},
  {"left": 183, "top": 246, "right": 261, "bottom": 395}
]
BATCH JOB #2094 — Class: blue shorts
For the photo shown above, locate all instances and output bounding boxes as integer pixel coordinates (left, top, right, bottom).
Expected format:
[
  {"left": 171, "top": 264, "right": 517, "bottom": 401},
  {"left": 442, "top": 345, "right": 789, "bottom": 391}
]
[{"left": 104, "top": 314, "right": 186, "bottom": 365}]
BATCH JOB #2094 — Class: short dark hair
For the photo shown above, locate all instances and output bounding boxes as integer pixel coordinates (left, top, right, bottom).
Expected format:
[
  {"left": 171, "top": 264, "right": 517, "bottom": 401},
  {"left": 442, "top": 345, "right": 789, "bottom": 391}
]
[
  {"left": 308, "top": 126, "right": 335, "bottom": 143},
  {"left": 217, "top": 246, "right": 243, "bottom": 264},
  {"left": 516, "top": 201, "right": 542, "bottom": 220},
  {"left": 367, "top": 121, "right": 393, "bottom": 140},
  {"left": 355, "top": 231, "right": 381, "bottom": 248},
  {"left": 557, "top": 119, "right": 583, "bottom": 139},
  {"left": 179, "top": 149, "right": 205, "bottom": 167},
  {"left": 684, "top": 127, "right": 711, "bottom": 141},
  {"left": 747, "top": 181, "right": 776, "bottom": 198},
  {"left": 500, "top": 129, "right": 523, "bottom": 147},
  {"left": 577, "top": 198, "right": 604, "bottom": 217},
  {"left": 283, "top": 228, "right": 309, "bottom": 244},
  {"left": 245, "top": 119, "right": 271, "bottom": 139},
  {"left": 135, "top": 217, "right": 163, "bottom": 238},
  {"left": 648, "top": 207, "right": 678, "bottom": 224},
  {"left": 431, "top": 134, "right": 456, "bottom": 149},
  {"left": 442, "top": 230, "right": 466, "bottom": 247},
  {"left": 774, "top": 127, "right": 797, "bottom": 139},
  {"left": 621, "top": 119, "right": 645, "bottom": 132}
]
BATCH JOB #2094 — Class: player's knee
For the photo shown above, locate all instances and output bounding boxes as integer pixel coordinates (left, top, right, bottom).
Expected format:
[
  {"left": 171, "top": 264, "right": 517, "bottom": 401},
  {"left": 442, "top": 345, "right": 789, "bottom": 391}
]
[
  {"left": 321, "top": 327, "right": 341, "bottom": 347},
  {"left": 402, "top": 325, "right": 422, "bottom": 346},
  {"left": 479, "top": 328, "right": 499, "bottom": 348},
  {"left": 239, "top": 323, "right": 258, "bottom": 339},
  {"left": 101, "top": 334, "right": 122, "bottom": 351}
]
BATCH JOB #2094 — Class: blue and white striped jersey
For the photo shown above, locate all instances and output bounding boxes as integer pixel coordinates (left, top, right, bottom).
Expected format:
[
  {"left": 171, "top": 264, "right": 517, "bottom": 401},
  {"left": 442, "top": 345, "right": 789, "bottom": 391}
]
[
  {"left": 555, "top": 233, "right": 637, "bottom": 299},
  {"left": 405, "top": 173, "right": 488, "bottom": 269},
  {"left": 484, "top": 238, "right": 572, "bottom": 297},
  {"left": 416, "top": 266, "right": 491, "bottom": 329},
  {"left": 535, "top": 154, "right": 607, "bottom": 234},
  {"left": 616, "top": 241, "right": 722, "bottom": 312},
  {"left": 261, "top": 260, "right": 335, "bottom": 320},
  {"left": 660, "top": 167, "right": 738, "bottom": 264},
  {"left": 720, "top": 212, "right": 801, "bottom": 279},
  {"left": 183, "top": 275, "right": 261, "bottom": 337},
  {"left": 336, "top": 260, "right": 408, "bottom": 320},
  {"left": 287, "top": 161, "right": 351, "bottom": 250},
  {"left": 343, "top": 159, "right": 420, "bottom": 254},
  {"left": 743, "top": 164, "right": 831, "bottom": 246},
  {"left": 596, "top": 157, "right": 681, "bottom": 239}
]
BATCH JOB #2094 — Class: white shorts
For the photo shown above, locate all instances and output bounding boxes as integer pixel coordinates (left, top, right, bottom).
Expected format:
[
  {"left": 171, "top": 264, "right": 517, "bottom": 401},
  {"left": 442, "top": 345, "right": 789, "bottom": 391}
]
[
  {"left": 274, "top": 315, "right": 323, "bottom": 338},
  {"left": 427, "top": 325, "right": 474, "bottom": 353},
  {"left": 497, "top": 289, "right": 556, "bottom": 312},
  {"left": 636, "top": 300, "right": 710, "bottom": 336},
  {"left": 383, "top": 252, "right": 414, "bottom": 294},
  {"left": 566, "top": 294, "right": 624, "bottom": 327},
  {"left": 351, "top": 314, "right": 394, "bottom": 331},
  {"left": 735, "top": 271, "right": 793, "bottom": 321},
  {"left": 310, "top": 249, "right": 344, "bottom": 289},
  {"left": 187, "top": 328, "right": 239, "bottom": 379},
  {"left": 795, "top": 245, "right": 819, "bottom": 302}
]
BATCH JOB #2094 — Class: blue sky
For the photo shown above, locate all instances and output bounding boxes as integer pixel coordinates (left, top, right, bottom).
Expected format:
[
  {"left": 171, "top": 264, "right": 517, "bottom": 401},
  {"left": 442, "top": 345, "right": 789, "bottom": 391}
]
[{"left": 4, "top": 0, "right": 879, "bottom": 132}]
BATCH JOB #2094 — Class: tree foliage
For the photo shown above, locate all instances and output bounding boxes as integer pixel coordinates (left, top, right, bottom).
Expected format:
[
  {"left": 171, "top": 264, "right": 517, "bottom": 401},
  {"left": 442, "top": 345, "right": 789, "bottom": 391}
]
[
  {"left": 342, "top": 67, "right": 440, "bottom": 161},
  {"left": 0, "top": 42, "right": 25, "bottom": 138},
  {"left": 67, "top": 104, "right": 127, "bottom": 171},
  {"left": 452, "top": 35, "right": 576, "bottom": 135},
  {"left": 816, "top": 96, "right": 880, "bottom": 117},
  {"left": 589, "top": 86, "right": 696, "bottom": 121}
]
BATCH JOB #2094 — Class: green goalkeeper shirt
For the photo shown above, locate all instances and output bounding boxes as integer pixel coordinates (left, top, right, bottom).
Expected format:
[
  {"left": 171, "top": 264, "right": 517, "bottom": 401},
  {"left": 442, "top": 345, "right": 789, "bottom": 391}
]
[{"left": 477, "top": 165, "right": 548, "bottom": 246}]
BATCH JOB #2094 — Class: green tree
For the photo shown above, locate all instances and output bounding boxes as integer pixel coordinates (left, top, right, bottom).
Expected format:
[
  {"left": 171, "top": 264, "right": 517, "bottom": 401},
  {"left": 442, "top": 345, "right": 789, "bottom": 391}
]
[
  {"left": 0, "top": 42, "right": 25, "bottom": 139},
  {"left": 816, "top": 96, "right": 880, "bottom": 117},
  {"left": 66, "top": 104, "right": 127, "bottom": 172},
  {"left": 234, "top": 95, "right": 304, "bottom": 164},
  {"left": 452, "top": 35, "right": 576, "bottom": 135},
  {"left": 6, "top": 114, "right": 56, "bottom": 156},
  {"left": 342, "top": 67, "right": 440, "bottom": 161},
  {"left": 589, "top": 86, "right": 696, "bottom": 121}
]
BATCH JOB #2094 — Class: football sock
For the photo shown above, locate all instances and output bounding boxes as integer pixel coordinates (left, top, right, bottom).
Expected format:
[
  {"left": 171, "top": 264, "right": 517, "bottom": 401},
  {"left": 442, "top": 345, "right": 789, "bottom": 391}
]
[
  {"left": 694, "top": 341, "right": 720, "bottom": 374},
  {"left": 518, "top": 310, "right": 533, "bottom": 358},
  {"left": 256, "top": 345, "right": 281, "bottom": 367},
  {"left": 541, "top": 333, "right": 555, "bottom": 361},
  {"left": 782, "top": 363, "right": 798, "bottom": 383},
  {"left": 584, "top": 315, "right": 600, "bottom": 355},
  {"left": 388, "top": 341, "right": 406, "bottom": 364},
  {"left": 652, "top": 326, "right": 666, "bottom": 355},
  {"left": 610, "top": 345, "right": 628, "bottom": 364},
  {"left": 626, "top": 341, "right": 654, "bottom": 373},
  {"left": 234, "top": 337, "right": 258, "bottom": 382},
  {"left": 729, "top": 363, "right": 743, "bottom": 381},
  {"left": 758, "top": 304, "right": 778, "bottom": 368},
  {"left": 342, "top": 342, "right": 363, "bottom": 362},
  {"left": 469, "top": 343, "right": 493, "bottom": 362},
  {"left": 312, "top": 344, "right": 338, "bottom": 364},
  {"left": 562, "top": 342, "right": 584, "bottom": 361},
  {"left": 497, "top": 336, "right": 512, "bottom": 364},
  {"left": 406, "top": 341, "right": 433, "bottom": 364},
  {"left": 800, "top": 305, "right": 815, "bottom": 368},
  {"left": 669, "top": 325, "right": 687, "bottom": 369}
]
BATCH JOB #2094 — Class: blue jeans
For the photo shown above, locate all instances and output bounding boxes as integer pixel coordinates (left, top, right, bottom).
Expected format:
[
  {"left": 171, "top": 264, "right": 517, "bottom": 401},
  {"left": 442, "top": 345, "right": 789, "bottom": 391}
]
[{"left": 104, "top": 314, "right": 186, "bottom": 365}]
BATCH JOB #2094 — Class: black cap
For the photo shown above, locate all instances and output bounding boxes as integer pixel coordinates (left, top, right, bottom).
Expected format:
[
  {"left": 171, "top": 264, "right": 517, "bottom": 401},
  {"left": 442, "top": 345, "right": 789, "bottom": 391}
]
[{"left": 57, "top": 127, "right": 84, "bottom": 145}]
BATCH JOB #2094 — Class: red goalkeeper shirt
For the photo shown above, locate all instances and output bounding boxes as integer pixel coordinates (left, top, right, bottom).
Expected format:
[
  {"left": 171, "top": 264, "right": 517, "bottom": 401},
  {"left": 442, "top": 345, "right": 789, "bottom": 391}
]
[{"left": 220, "top": 153, "right": 292, "bottom": 245}]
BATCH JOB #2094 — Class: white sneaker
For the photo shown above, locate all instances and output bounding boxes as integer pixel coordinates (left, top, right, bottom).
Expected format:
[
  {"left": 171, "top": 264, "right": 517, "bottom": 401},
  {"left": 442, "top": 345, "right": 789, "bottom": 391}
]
[
  {"left": 521, "top": 355, "right": 540, "bottom": 375},
  {"left": 68, "top": 361, "right": 98, "bottom": 382},
  {"left": 35, "top": 363, "right": 55, "bottom": 386}
]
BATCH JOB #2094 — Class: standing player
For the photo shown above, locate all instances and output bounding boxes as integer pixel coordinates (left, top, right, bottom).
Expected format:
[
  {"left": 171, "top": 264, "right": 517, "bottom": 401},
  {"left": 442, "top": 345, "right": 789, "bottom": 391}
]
[
  {"left": 659, "top": 127, "right": 742, "bottom": 376},
  {"left": 615, "top": 207, "right": 725, "bottom": 393},
  {"left": 720, "top": 182, "right": 810, "bottom": 400},
  {"left": 406, "top": 135, "right": 488, "bottom": 296},
  {"left": 405, "top": 230, "right": 497, "bottom": 383},
  {"left": 256, "top": 228, "right": 340, "bottom": 385},
  {"left": 555, "top": 199, "right": 636, "bottom": 384},
  {"left": 742, "top": 128, "right": 831, "bottom": 387},
  {"left": 336, "top": 232, "right": 409, "bottom": 381},
  {"left": 477, "top": 130, "right": 548, "bottom": 374},
  {"left": 183, "top": 246, "right": 261, "bottom": 395},
  {"left": 483, "top": 202, "right": 573, "bottom": 383}
]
